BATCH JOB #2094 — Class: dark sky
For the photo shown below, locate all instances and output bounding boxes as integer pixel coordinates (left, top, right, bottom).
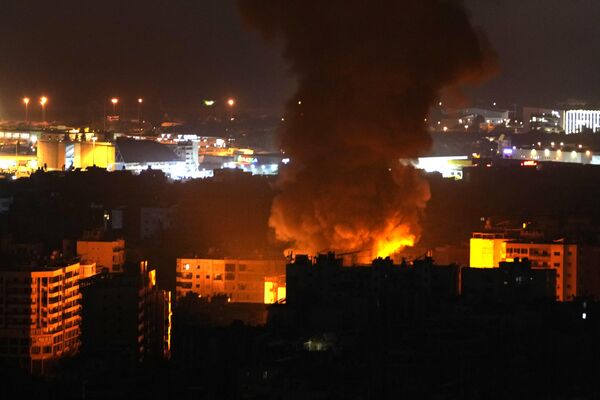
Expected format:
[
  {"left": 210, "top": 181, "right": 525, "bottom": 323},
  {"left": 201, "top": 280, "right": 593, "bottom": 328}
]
[{"left": 0, "top": 0, "right": 599, "bottom": 120}]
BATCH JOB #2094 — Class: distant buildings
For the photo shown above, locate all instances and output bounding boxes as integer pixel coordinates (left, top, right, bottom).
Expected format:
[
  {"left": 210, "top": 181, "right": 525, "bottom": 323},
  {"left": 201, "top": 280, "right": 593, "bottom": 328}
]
[
  {"left": 564, "top": 109, "right": 600, "bottom": 134},
  {"left": 175, "top": 258, "right": 286, "bottom": 303},
  {"left": 0, "top": 260, "right": 82, "bottom": 375}
]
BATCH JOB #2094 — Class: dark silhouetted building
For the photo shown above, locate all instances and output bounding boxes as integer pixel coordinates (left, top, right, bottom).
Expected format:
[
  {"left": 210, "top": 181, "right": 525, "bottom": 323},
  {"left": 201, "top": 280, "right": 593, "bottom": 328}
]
[{"left": 80, "top": 261, "right": 171, "bottom": 364}]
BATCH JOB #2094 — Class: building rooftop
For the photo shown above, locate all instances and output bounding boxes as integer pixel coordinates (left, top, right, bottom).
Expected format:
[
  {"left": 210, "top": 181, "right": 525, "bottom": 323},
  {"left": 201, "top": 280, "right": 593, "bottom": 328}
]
[{"left": 116, "top": 138, "right": 181, "bottom": 164}]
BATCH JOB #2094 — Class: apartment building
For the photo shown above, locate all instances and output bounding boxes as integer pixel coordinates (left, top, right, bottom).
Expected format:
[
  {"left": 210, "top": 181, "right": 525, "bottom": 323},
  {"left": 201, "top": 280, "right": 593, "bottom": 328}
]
[
  {"left": 176, "top": 258, "right": 286, "bottom": 303},
  {"left": 0, "top": 261, "right": 82, "bottom": 375},
  {"left": 77, "top": 238, "right": 125, "bottom": 273}
]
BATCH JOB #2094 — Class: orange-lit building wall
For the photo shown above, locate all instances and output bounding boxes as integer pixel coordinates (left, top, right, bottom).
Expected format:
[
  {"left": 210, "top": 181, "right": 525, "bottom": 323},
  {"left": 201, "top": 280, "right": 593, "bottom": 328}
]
[
  {"left": 75, "top": 142, "right": 116, "bottom": 170},
  {"left": 469, "top": 236, "right": 507, "bottom": 268},
  {"left": 77, "top": 239, "right": 125, "bottom": 273},
  {"left": 0, "top": 262, "right": 82, "bottom": 375},
  {"left": 37, "top": 140, "right": 66, "bottom": 170},
  {"left": 176, "top": 258, "right": 286, "bottom": 304}
]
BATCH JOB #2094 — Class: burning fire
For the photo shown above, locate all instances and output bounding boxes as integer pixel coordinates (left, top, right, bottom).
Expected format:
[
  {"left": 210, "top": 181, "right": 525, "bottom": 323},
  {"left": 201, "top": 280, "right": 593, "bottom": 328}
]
[{"left": 372, "top": 222, "right": 415, "bottom": 258}]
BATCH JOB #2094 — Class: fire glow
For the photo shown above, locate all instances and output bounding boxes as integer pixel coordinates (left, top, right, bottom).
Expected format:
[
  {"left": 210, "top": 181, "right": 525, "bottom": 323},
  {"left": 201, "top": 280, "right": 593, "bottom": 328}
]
[{"left": 239, "top": 0, "right": 495, "bottom": 261}]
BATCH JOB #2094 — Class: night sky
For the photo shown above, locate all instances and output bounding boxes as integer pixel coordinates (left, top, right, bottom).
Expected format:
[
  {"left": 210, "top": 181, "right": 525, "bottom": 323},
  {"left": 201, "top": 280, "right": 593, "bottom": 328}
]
[{"left": 0, "top": 0, "right": 598, "bottom": 120}]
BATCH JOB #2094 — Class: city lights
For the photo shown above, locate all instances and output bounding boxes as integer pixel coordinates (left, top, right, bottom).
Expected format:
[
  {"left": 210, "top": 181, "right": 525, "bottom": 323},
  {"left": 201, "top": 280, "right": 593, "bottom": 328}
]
[{"left": 40, "top": 96, "right": 48, "bottom": 122}]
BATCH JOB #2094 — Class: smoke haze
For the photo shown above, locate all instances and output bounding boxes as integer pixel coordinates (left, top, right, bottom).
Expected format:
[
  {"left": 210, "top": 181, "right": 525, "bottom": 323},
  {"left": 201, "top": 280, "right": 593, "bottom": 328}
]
[{"left": 238, "top": 0, "right": 495, "bottom": 257}]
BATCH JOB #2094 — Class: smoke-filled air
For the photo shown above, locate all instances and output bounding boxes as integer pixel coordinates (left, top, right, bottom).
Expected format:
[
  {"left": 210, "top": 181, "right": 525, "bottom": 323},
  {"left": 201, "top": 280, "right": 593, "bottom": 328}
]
[{"left": 238, "top": 0, "right": 495, "bottom": 258}]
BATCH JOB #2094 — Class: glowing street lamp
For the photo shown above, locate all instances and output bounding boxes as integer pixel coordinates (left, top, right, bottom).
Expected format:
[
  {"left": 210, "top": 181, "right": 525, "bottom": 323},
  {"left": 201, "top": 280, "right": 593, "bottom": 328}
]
[
  {"left": 40, "top": 96, "right": 48, "bottom": 123},
  {"left": 137, "top": 98, "right": 143, "bottom": 123},
  {"left": 23, "top": 97, "right": 30, "bottom": 123},
  {"left": 111, "top": 98, "right": 119, "bottom": 115},
  {"left": 227, "top": 98, "right": 236, "bottom": 120}
]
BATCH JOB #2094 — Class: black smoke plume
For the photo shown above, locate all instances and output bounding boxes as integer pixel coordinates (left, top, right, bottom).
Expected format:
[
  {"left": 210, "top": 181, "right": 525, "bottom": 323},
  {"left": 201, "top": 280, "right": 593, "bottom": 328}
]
[{"left": 238, "top": 0, "right": 495, "bottom": 257}]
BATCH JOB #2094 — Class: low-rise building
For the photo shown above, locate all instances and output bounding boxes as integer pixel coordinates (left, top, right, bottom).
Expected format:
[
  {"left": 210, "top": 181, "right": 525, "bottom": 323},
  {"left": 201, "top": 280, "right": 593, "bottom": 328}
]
[
  {"left": 77, "top": 237, "right": 125, "bottom": 273},
  {"left": 176, "top": 258, "right": 286, "bottom": 303}
]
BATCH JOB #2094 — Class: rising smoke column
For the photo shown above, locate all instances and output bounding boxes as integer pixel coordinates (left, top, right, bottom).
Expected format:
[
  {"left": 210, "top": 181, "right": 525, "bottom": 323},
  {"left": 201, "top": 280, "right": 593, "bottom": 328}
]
[{"left": 238, "top": 0, "right": 495, "bottom": 257}]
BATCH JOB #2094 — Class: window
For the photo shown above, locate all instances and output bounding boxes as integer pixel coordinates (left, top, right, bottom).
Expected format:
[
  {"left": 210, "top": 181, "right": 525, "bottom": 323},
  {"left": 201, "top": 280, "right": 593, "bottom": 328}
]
[
  {"left": 225, "top": 264, "right": 236, "bottom": 272},
  {"left": 214, "top": 274, "right": 223, "bottom": 281},
  {"left": 238, "top": 264, "right": 247, "bottom": 272},
  {"left": 225, "top": 273, "right": 235, "bottom": 281},
  {"left": 553, "top": 252, "right": 561, "bottom": 256},
  {"left": 553, "top": 263, "right": 560, "bottom": 267}
]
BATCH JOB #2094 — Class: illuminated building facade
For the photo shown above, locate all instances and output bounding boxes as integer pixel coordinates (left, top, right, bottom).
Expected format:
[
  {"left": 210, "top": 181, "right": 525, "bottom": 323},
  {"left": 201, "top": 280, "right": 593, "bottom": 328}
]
[
  {"left": 175, "top": 258, "right": 286, "bottom": 303},
  {"left": 0, "top": 262, "right": 82, "bottom": 375},
  {"left": 564, "top": 109, "right": 600, "bottom": 134},
  {"left": 76, "top": 238, "right": 125, "bottom": 273},
  {"left": 469, "top": 232, "right": 508, "bottom": 268},
  {"left": 470, "top": 231, "right": 600, "bottom": 301},
  {"left": 505, "top": 242, "right": 580, "bottom": 301},
  {"left": 80, "top": 261, "right": 172, "bottom": 362},
  {"left": 37, "top": 139, "right": 116, "bottom": 171},
  {"left": 507, "top": 147, "right": 595, "bottom": 165}
]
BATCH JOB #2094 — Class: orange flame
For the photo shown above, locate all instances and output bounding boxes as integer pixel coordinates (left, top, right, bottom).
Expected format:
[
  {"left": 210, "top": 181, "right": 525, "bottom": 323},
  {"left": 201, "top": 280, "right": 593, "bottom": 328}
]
[{"left": 372, "top": 222, "right": 416, "bottom": 258}]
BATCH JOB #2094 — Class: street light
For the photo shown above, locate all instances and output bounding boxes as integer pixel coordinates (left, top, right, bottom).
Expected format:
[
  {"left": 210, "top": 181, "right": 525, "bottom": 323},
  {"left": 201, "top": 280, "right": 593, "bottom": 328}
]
[
  {"left": 40, "top": 96, "right": 48, "bottom": 123},
  {"left": 137, "top": 98, "right": 143, "bottom": 123},
  {"left": 227, "top": 98, "right": 235, "bottom": 120},
  {"left": 23, "top": 98, "right": 30, "bottom": 123},
  {"left": 111, "top": 98, "right": 119, "bottom": 115}
]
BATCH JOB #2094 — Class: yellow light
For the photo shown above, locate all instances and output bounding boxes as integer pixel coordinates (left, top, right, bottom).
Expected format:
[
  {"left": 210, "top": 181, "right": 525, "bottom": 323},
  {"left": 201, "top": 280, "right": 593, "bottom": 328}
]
[
  {"left": 40, "top": 96, "right": 48, "bottom": 106},
  {"left": 373, "top": 233, "right": 415, "bottom": 259},
  {"left": 227, "top": 98, "right": 235, "bottom": 107},
  {"left": 111, "top": 98, "right": 119, "bottom": 105},
  {"left": 23, "top": 97, "right": 30, "bottom": 105},
  {"left": 138, "top": 98, "right": 143, "bottom": 103}
]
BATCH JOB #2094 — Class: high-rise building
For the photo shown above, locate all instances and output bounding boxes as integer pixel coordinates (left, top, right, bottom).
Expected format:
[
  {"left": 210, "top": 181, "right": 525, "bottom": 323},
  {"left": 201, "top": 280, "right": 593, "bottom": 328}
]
[
  {"left": 175, "top": 258, "right": 286, "bottom": 303},
  {"left": 80, "top": 261, "right": 171, "bottom": 363},
  {"left": 0, "top": 260, "right": 82, "bottom": 375}
]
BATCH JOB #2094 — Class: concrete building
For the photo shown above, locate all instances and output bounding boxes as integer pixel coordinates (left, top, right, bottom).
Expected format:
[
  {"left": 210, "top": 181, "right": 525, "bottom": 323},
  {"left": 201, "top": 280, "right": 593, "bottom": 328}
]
[
  {"left": 462, "top": 259, "right": 556, "bottom": 302},
  {"left": 564, "top": 109, "right": 600, "bottom": 134},
  {"left": 80, "top": 261, "right": 171, "bottom": 363},
  {"left": 175, "top": 258, "right": 286, "bottom": 303},
  {"left": 114, "top": 138, "right": 187, "bottom": 179},
  {"left": 0, "top": 260, "right": 82, "bottom": 375},
  {"left": 504, "top": 241, "right": 599, "bottom": 301},
  {"left": 469, "top": 232, "right": 508, "bottom": 268},
  {"left": 37, "top": 139, "right": 116, "bottom": 171},
  {"left": 469, "top": 231, "right": 600, "bottom": 301},
  {"left": 77, "top": 237, "right": 125, "bottom": 273}
]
